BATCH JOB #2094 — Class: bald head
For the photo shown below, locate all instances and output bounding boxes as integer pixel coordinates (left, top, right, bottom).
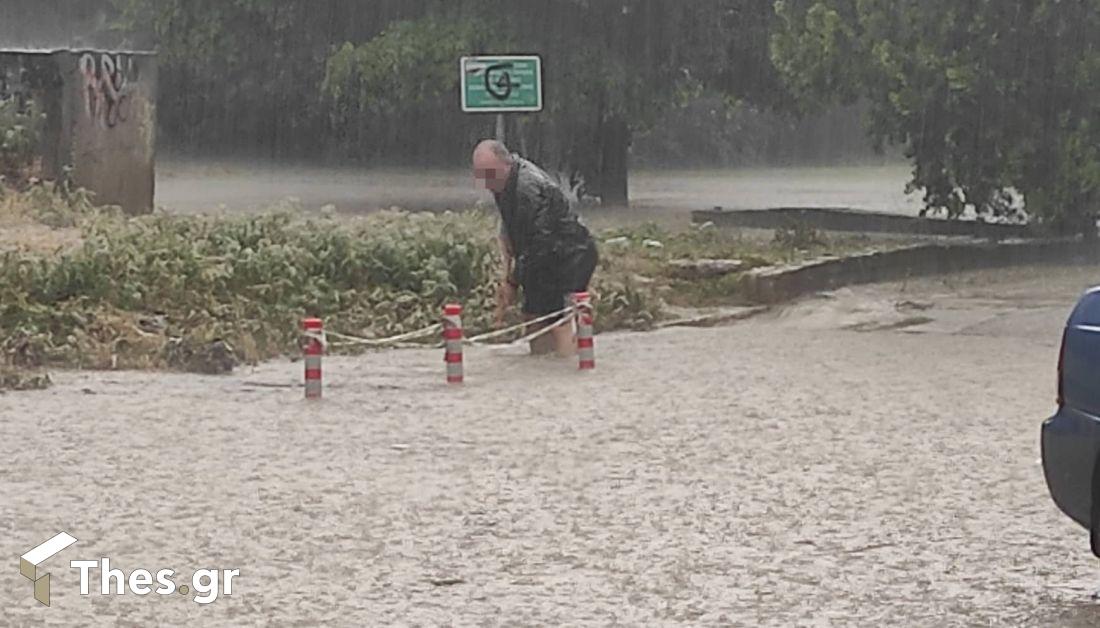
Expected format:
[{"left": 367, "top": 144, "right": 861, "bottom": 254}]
[{"left": 472, "top": 140, "right": 514, "bottom": 193}]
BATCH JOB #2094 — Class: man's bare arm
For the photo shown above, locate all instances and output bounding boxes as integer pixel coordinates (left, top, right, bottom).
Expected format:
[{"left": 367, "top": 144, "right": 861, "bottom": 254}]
[
  {"left": 498, "top": 234, "right": 516, "bottom": 284},
  {"left": 494, "top": 234, "right": 517, "bottom": 325}
]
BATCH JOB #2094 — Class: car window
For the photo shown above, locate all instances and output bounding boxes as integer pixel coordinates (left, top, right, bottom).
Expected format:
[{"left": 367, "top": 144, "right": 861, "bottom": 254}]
[{"left": 1070, "top": 291, "right": 1100, "bottom": 326}]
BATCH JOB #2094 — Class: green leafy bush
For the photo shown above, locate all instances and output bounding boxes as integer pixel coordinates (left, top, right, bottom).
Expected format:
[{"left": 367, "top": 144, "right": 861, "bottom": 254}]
[
  {"left": 0, "top": 97, "right": 44, "bottom": 184},
  {"left": 0, "top": 199, "right": 675, "bottom": 372},
  {"left": 0, "top": 207, "right": 502, "bottom": 369}
]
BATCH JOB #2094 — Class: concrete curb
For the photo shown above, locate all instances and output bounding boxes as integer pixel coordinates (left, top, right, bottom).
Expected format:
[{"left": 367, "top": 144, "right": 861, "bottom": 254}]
[
  {"left": 739, "top": 239, "right": 1099, "bottom": 305},
  {"left": 692, "top": 207, "right": 1034, "bottom": 239},
  {"left": 655, "top": 306, "right": 770, "bottom": 329}
]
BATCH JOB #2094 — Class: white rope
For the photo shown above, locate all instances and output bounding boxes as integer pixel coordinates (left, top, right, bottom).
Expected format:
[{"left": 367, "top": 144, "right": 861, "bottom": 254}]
[
  {"left": 301, "top": 301, "right": 585, "bottom": 351},
  {"left": 463, "top": 305, "right": 574, "bottom": 344},
  {"left": 390, "top": 313, "right": 574, "bottom": 349},
  {"left": 328, "top": 323, "right": 442, "bottom": 345},
  {"left": 302, "top": 322, "right": 442, "bottom": 349}
]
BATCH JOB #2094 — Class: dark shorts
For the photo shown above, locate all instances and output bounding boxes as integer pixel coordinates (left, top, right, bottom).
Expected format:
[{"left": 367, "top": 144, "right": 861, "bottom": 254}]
[{"left": 522, "top": 240, "right": 599, "bottom": 316}]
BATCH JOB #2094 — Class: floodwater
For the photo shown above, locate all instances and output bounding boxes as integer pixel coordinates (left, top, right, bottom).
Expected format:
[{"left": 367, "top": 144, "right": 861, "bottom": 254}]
[
  {"left": 628, "top": 164, "right": 919, "bottom": 215},
  {"left": 155, "top": 160, "right": 918, "bottom": 225},
  {"left": 3, "top": 264, "right": 1099, "bottom": 625}
]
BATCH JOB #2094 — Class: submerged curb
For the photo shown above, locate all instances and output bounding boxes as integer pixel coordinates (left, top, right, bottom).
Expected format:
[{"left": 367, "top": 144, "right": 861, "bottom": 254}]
[
  {"left": 655, "top": 306, "right": 770, "bottom": 329},
  {"left": 739, "top": 238, "right": 1099, "bottom": 305},
  {"left": 691, "top": 206, "right": 1034, "bottom": 239}
]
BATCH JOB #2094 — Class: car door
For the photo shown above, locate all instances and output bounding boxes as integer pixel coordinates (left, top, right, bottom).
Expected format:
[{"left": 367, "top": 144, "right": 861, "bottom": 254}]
[
  {"left": 1043, "top": 289, "right": 1100, "bottom": 528},
  {"left": 1065, "top": 289, "right": 1100, "bottom": 416}
]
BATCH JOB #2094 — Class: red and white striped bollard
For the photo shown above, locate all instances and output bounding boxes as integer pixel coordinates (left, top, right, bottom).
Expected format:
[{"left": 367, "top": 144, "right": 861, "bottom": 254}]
[
  {"left": 302, "top": 317, "right": 323, "bottom": 399},
  {"left": 443, "top": 303, "right": 464, "bottom": 384},
  {"left": 572, "top": 292, "right": 595, "bottom": 370}
]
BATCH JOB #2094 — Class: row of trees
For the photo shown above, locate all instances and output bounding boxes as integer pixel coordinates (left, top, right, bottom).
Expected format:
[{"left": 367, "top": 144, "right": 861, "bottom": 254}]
[
  {"left": 108, "top": 0, "right": 1100, "bottom": 231},
  {"left": 771, "top": 0, "right": 1100, "bottom": 234},
  {"left": 111, "top": 0, "right": 798, "bottom": 205}
]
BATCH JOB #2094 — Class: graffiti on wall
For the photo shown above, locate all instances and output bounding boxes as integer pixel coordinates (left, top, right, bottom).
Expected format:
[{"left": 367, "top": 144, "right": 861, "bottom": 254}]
[{"left": 80, "top": 53, "right": 133, "bottom": 128}]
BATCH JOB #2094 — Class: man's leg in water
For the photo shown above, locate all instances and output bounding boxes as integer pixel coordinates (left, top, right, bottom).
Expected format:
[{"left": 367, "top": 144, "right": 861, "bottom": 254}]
[
  {"left": 523, "top": 245, "right": 595, "bottom": 357},
  {"left": 523, "top": 314, "right": 574, "bottom": 356},
  {"left": 545, "top": 242, "right": 596, "bottom": 357},
  {"left": 522, "top": 280, "right": 571, "bottom": 356},
  {"left": 549, "top": 318, "right": 576, "bottom": 357}
]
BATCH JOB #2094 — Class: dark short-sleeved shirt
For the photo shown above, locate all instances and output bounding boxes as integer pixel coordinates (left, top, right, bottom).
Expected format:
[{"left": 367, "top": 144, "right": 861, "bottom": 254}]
[{"left": 493, "top": 156, "right": 594, "bottom": 287}]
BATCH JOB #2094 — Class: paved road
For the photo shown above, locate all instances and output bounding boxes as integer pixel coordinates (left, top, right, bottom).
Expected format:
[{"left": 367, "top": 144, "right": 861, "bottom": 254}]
[{"left": 2, "top": 265, "right": 1098, "bottom": 625}]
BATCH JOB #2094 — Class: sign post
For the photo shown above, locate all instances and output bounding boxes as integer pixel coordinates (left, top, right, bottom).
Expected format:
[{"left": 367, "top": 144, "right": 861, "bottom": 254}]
[{"left": 461, "top": 55, "right": 543, "bottom": 146}]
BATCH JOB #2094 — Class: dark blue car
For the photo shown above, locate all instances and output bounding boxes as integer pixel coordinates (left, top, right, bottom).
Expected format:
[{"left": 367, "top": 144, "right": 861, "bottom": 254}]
[{"left": 1042, "top": 286, "right": 1100, "bottom": 554}]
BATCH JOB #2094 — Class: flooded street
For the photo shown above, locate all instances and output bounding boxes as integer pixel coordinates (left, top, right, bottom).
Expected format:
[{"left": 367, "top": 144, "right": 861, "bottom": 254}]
[
  {"left": 5, "top": 1, "right": 1098, "bottom": 625},
  {"left": 3, "top": 265, "right": 1099, "bottom": 625},
  {"left": 155, "top": 161, "right": 916, "bottom": 222}
]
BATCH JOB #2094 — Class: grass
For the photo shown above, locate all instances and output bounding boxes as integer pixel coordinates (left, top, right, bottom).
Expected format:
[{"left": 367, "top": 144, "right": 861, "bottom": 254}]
[
  {"left": 0, "top": 182, "right": 887, "bottom": 385},
  {"left": 594, "top": 219, "right": 881, "bottom": 308}
]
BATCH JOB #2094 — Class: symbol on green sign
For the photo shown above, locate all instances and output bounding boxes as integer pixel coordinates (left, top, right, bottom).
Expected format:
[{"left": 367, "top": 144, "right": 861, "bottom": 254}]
[{"left": 485, "top": 63, "right": 520, "bottom": 100}]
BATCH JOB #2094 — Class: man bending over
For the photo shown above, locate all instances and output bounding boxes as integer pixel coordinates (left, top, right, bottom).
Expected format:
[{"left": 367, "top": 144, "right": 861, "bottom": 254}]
[{"left": 471, "top": 140, "right": 599, "bottom": 356}]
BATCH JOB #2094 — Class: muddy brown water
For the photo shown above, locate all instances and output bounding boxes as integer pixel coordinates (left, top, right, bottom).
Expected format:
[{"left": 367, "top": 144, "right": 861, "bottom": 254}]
[{"left": 3, "top": 265, "right": 1100, "bottom": 625}]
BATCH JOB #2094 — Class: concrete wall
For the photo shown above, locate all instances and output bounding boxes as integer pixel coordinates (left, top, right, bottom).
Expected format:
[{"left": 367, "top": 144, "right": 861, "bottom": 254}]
[
  {"left": 1, "top": 50, "right": 156, "bottom": 214},
  {"left": 59, "top": 51, "right": 157, "bottom": 214},
  {"left": 738, "top": 239, "right": 1099, "bottom": 305}
]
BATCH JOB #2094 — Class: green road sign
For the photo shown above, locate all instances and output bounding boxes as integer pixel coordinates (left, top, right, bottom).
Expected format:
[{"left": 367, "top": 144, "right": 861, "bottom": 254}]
[{"left": 460, "top": 55, "right": 542, "bottom": 113}]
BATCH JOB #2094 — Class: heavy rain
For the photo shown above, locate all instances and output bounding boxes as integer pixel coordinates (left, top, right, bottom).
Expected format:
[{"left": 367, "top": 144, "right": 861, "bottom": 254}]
[{"left": 1, "top": 1, "right": 1099, "bottom": 625}]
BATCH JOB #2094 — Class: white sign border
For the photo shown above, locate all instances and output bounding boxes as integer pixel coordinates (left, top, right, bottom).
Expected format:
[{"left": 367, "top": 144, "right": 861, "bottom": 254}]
[{"left": 460, "top": 55, "right": 543, "bottom": 113}]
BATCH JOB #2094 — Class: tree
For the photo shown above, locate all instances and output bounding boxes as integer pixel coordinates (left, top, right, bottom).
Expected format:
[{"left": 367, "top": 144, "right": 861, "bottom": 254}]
[
  {"left": 113, "top": 1, "right": 795, "bottom": 206},
  {"left": 320, "top": 1, "right": 686, "bottom": 205},
  {"left": 322, "top": 16, "right": 502, "bottom": 165},
  {"left": 771, "top": 0, "right": 1100, "bottom": 235},
  {"left": 111, "top": 0, "right": 434, "bottom": 158},
  {"left": 475, "top": 0, "right": 794, "bottom": 207},
  {"left": 321, "top": 0, "right": 790, "bottom": 206}
]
